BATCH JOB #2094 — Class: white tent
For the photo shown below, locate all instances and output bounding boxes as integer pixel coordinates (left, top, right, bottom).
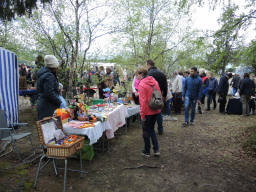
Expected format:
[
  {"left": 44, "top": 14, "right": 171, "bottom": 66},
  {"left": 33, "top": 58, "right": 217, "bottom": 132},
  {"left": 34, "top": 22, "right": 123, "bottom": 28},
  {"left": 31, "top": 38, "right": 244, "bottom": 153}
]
[{"left": 0, "top": 47, "right": 19, "bottom": 125}]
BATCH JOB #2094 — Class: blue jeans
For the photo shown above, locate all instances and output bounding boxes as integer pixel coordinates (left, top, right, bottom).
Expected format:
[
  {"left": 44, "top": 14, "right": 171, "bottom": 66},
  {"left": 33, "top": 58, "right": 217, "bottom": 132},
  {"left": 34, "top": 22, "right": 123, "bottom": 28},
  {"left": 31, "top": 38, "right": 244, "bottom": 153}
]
[
  {"left": 156, "top": 111, "right": 163, "bottom": 133},
  {"left": 142, "top": 114, "right": 159, "bottom": 153},
  {"left": 184, "top": 96, "right": 197, "bottom": 123},
  {"left": 233, "top": 87, "right": 238, "bottom": 96},
  {"left": 164, "top": 100, "right": 171, "bottom": 116},
  {"left": 30, "top": 93, "right": 38, "bottom": 107}
]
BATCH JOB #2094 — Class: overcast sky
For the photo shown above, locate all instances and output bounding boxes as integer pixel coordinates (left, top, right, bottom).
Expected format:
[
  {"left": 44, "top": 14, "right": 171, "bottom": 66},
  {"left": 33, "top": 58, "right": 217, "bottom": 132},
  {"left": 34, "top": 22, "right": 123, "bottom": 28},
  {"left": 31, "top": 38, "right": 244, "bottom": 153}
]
[
  {"left": 90, "top": 0, "right": 255, "bottom": 57},
  {"left": 191, "top": 1, "right": 255, "bottom": 43}
]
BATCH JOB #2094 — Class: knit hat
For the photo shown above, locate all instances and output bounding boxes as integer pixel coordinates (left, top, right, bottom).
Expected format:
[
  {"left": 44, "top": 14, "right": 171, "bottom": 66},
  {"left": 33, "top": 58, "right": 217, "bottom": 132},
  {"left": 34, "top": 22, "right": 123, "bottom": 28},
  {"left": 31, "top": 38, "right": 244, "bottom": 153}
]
[
  {"left": 199, "top": 68, "right": 205, "bottom": 74},
  {"left": 227, "top": 73, "right": 232, "bottom": 78},
  {"left": 59, "top": 83, "right": 63, "bottom": 90},
  {"left": 44, "top": 55, "right": 59, "bottom": 68}
]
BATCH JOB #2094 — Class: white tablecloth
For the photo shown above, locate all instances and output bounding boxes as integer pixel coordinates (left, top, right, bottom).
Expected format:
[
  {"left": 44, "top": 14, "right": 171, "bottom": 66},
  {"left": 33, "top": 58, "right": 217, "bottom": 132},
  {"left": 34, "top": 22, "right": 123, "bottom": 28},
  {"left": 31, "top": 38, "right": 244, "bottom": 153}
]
[
  {"left": 63, "top": 105, "right": 128, "bottom": 143},
  {"left": 63, "top": 120, "right": 111, "bottom": 145},
  {"left": 105, "top": 104, "right": 127, "bottom": 139},
  {"left": 126, "top": 105, "right": 140, "bottom": 117}
]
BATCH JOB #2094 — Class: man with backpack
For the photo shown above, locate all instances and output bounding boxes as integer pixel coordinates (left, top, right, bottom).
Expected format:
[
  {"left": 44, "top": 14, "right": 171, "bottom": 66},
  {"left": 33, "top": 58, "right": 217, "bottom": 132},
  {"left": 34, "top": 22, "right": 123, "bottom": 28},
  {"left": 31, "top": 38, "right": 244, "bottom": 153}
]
[
  {"left": 182, "top": 67, "right": 203, "bottom": 126},
  {"left": 146, "top": 59, "right": 167, "bottom": 135}
]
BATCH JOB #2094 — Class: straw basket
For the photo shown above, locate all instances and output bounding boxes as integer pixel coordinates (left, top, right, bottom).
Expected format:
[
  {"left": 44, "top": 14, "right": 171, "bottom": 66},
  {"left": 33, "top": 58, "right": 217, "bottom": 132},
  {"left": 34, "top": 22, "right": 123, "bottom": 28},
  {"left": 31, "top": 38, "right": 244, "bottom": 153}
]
[
  {"left": 36, "top": 116, "right": 84, "bottom": 158},
  {"left": 45, "top": 138, "right": 84, "bottom": 158}
]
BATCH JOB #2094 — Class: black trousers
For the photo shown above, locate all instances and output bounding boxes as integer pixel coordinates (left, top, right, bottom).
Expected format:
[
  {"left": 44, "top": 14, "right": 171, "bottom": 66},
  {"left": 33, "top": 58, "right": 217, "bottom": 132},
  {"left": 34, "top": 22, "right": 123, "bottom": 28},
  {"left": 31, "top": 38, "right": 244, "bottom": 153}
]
[
  {"left": 207, "top": 90, "right": 217, "bottom": 109},
  {"left": 219, "top": 94, "right": 227, "bottom": 113},
  {"left": 249, "top": 98, "right": 255, "bottom": 112},
  {"left": 201, "top": 95, "right": 206, "bottom": 104},
  {"left": 173, "top": 93, "right": 182, "bottom": 113}
]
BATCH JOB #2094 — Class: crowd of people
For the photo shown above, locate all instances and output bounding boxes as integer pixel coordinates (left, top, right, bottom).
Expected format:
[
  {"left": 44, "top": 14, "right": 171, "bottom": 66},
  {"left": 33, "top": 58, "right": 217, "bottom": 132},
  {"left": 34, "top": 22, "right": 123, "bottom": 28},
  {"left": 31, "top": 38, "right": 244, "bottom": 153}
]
[
  {"left": 19, "top": 56, "right": 256, "bottom": 157},
  {"left": 132, "top": 61, "right": 256, "bottom": 157}
]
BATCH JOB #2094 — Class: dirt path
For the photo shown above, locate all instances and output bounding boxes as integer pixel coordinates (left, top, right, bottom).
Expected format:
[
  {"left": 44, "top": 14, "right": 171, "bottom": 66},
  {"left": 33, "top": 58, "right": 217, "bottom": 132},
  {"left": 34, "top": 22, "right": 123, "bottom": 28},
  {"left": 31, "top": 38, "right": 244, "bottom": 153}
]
[{"left": 1, "top": 107, "right": 256, "bottom": 192}]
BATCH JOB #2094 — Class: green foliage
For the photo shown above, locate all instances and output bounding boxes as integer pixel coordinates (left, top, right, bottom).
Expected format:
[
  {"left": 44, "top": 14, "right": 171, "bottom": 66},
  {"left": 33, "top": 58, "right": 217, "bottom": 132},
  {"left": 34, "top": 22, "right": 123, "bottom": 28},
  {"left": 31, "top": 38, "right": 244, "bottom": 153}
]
[
  {"left": 111, "top": 0, "right": 194, "bottom": 72},
  {"left": 241, "top": 40, "right": 256, "bottom": 74},
  {"left": 1, "top": 0, "right": 256, "bottom": 82},
  {"left": 0, "top": 0, "right": 53, "bottom": 21},
  {"left": 0, "top": 20, "right": 38, "bottom": 64},
  {"left": 206, "top": 5, "right": 243, "bottom": 74}
]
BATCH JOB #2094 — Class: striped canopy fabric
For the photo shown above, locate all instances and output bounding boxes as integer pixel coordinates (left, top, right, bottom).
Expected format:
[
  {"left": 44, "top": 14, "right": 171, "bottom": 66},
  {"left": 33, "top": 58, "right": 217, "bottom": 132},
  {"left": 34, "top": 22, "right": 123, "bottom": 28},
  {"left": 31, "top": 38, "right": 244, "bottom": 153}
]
[{"left": 0, "top": 47, "right": 19, "bottom": 126}]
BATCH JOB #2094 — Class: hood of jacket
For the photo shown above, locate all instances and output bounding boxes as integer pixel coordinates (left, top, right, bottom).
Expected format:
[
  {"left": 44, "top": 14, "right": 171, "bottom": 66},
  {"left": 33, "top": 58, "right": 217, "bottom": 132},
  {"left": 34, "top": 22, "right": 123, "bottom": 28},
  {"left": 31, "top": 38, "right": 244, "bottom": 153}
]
[{"left": 140, "top": 76, "right": 157, "bottom": 87}]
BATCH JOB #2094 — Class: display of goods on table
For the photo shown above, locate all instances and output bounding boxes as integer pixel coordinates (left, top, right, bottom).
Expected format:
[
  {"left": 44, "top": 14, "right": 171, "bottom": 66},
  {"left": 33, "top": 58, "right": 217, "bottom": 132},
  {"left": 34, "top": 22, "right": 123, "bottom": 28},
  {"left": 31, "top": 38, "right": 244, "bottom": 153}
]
[
  {"left": 68, "top": 95, "right": 89, "bottom": 120},
  {"left": 125, "top": 103, "right": 138, "bottom": 108},
  {"left": 54, "top": 94, "right": 135, "bottom": 128},
  {"left": 88, "top": 103, "right": 118, "bottom": 115},
  {"left": 65, "top": 121, "right": 96, "bottom": 129},
  {"left": 36, "top": 116, "right": 84, "bottom": 158}
]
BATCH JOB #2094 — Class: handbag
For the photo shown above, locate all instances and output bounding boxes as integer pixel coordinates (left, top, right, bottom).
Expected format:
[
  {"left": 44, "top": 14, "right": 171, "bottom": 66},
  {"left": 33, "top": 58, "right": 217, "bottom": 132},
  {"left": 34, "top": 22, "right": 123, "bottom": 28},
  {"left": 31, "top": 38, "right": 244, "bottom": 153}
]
[{"left": 218, "top": 96, "right": 223, "bottom": 103}]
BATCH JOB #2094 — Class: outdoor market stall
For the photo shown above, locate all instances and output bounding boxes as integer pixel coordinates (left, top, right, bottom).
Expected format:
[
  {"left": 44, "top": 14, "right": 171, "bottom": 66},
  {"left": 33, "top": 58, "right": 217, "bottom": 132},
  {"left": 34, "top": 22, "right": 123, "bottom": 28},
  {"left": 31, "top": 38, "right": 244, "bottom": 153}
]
[
  {"left": 63, "top": 120, "right": 111, "bottom": 145},
  {"left": 0, "top": 47, "right": 19, "bottom": 125},
  {"left": 62, "top": 103, "right": 140, "bottom": 146}
]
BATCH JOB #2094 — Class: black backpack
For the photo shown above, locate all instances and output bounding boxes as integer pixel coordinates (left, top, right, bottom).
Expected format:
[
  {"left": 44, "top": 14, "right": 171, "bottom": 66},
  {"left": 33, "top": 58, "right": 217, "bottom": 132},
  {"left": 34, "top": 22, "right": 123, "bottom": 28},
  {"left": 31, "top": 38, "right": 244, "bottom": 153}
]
[{"left": 149, "top": 86, "right": 164, "bottom": 110}]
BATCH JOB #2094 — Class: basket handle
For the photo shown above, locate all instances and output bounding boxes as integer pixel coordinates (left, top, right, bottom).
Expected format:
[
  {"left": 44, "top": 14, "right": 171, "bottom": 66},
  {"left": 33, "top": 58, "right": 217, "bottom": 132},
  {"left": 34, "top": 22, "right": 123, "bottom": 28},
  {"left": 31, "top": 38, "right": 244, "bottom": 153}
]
[{"left": 76, "top": 142, "right": 81, "bottom": 150}]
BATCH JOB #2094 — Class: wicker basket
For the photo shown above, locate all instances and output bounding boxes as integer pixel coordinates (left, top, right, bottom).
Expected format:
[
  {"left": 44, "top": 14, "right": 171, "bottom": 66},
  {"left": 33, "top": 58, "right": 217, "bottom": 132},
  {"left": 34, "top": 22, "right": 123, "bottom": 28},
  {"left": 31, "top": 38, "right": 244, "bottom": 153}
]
[
  {"left": 45, "top": 137, "right": 84, "bottom": 158},
  {"left": 36, "top": 116, "right": 84, "bottom": 158}
]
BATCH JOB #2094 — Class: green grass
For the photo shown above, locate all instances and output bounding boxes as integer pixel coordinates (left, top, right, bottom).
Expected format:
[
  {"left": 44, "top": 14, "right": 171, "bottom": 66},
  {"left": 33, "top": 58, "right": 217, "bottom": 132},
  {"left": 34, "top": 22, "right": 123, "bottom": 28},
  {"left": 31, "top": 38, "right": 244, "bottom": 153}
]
[{"left": 242, "top": 132, "right": 256, "bottom": 156}]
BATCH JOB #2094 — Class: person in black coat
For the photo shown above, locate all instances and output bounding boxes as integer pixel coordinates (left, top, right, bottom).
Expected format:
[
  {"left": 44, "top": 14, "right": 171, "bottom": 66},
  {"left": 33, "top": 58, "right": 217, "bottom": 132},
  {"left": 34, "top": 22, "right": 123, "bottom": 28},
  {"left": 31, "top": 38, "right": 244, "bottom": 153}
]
[
  {"left": 146, "top": 59, "right": 167, "bottom": 135},
  {"left": 240, "top": 73, "right": 255, "bottom": 116},
  {"left": 36, "top": 55, "right": 61, "bottom": 120},
  {"left": 217, "top": 73, "right": 232, "bottom": 114}
]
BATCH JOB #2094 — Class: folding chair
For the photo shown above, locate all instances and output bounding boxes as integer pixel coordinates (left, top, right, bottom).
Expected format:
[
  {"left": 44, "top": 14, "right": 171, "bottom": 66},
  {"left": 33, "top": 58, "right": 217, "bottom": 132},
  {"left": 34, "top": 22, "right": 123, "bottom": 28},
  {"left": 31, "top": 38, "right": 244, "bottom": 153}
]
[{"left": 0, "top": 109, "right": 36, "bottom": 161}]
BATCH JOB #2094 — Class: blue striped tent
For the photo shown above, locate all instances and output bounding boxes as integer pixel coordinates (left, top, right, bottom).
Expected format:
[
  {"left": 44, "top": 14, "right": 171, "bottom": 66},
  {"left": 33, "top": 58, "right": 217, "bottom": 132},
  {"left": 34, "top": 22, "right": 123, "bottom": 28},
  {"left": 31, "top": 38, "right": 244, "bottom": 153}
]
[{"left": 0, "top": 47, "right": 19, "bottom": 126}]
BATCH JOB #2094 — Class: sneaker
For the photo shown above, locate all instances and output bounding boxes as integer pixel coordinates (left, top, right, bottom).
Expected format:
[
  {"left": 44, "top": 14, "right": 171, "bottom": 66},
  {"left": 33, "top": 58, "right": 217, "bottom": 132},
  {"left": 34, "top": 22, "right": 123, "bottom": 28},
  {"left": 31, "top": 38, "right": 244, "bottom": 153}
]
[
  {"left": 163, "top": 116, "right": 171, "bottom": 120},
  {"left": 141, "top": 150, "right": 150, "bottom": 157},
  {"left": 182, "top": 122, "right": 188, "bottom": 127},
  {"left": 189, "top": 122, "right": 194, "bottom": 126},
  {"left": 154, "top": 150, "right": 160, "bottom": 156},
  {"left": 158, "top": 132, "right": 163, "bottom": 135},
  {"left": 206, "top": 108, "right": 210, "bottom": 111}
]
